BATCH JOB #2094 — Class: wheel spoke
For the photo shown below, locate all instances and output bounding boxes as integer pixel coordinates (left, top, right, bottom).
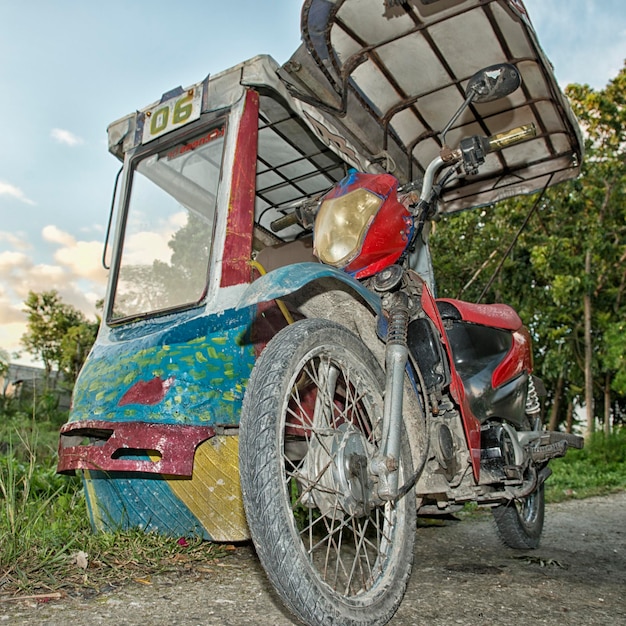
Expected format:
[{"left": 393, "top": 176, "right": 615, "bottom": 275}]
[
  {"left": 317, "top": 360, "right": 340, "bottom": 427},
  {"left": 278, "top": 350, "right": 400, "bottom": 596}
]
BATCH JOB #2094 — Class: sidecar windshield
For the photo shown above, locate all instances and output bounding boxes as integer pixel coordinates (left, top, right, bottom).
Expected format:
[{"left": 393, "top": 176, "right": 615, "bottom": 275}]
[{"left": 110, "top": 125, "right": 225, "bottom": 321}]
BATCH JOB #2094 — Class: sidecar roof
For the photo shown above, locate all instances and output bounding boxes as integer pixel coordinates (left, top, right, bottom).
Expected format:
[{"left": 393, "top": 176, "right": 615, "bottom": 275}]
[{"left": 278, "top": 0, "right": 583, "bottom": 214}]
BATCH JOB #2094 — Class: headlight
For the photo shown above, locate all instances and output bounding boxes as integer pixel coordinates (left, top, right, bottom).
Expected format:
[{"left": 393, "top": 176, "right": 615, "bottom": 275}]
[{"left": 314, "top": 188, "right": 383, "bottom": 267}]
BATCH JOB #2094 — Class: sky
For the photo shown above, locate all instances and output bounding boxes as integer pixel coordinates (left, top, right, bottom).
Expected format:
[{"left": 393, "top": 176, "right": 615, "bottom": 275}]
[{"left": 1, "top": 0, "right": 625, "bottom": 365}]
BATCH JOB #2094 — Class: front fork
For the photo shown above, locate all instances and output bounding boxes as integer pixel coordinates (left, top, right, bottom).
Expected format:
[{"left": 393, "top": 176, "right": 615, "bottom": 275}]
[{"left": 372, "top": 291, "right": 410, "bottom": 500}]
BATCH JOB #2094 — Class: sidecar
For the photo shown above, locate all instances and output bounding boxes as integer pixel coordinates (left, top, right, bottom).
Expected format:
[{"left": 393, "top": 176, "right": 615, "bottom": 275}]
[{"left": 58, "top": 0, "right": 582, "bottom": 541}]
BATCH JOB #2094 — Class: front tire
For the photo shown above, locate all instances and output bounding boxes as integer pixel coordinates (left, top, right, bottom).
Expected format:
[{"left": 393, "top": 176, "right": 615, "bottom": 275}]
[{"left": 240, "top": 319, "right": 416, "bottom": 626}]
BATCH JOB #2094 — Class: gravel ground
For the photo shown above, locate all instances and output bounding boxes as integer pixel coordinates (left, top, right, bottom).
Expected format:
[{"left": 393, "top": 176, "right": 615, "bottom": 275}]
[{"left": 2, "top": 491, "right": 625, "bottom": 626}]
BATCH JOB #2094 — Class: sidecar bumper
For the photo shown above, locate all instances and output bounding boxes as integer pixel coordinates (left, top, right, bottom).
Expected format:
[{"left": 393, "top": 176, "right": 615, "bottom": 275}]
[
  {"left": 58, "top": 420, "right": 215, "bottom": 476},
  {"left": 58, "top": 419, "right": 249, "bottom": 541}
]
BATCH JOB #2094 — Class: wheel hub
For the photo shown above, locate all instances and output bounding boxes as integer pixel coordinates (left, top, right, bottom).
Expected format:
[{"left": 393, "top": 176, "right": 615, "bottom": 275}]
[{"left": 299, "top": 423, "right": 377, "bottom": 518}]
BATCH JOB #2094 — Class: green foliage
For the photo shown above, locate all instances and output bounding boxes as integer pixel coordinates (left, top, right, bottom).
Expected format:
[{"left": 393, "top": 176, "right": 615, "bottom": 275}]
[
  {"left": 603, "top": 321, "right": 626, "bottom": 395},
  {"left": 546, "top": 430, "right": 626, "bottom": 502},
  {"left": 0, "top": 431, "right": 83, "bottom": 586},
  {"left": 0, "top": 348, "right": 9, "bottom": 378},
  {"left": 0, "top": 396, "right": 67, "bottom": 463},
  {"left": 0, "top": 403, "right": 226, "bottom": 595},
  {"left": 20, "top": 290, "right": 99, "bottom": 385}
]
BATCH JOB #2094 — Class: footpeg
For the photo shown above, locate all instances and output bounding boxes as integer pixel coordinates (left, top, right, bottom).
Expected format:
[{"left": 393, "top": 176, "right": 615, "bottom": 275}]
[
  {"left": 546, "top": 431, "right": 584, "bottom": 449},
  {"left": 531, "top": 440, "right": 568, "bottom": 463}
]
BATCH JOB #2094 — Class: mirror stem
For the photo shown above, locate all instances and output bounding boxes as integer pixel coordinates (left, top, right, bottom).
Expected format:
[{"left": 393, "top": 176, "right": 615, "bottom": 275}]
[{"left": 439, "top": 89, "right": 476, "bottom": 146}]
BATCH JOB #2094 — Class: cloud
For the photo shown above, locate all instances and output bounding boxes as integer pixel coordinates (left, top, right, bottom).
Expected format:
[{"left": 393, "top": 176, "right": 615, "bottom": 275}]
[
  {"left": 0, "top": 288, "right": 24, "bottom": 325},
  {"left": 0, "top": 250, "right": 31, "bottom": 273},
  {"left": 42, "top": 224, "right": 76, "bottom": 247},
  {"left": 0, "top": 321, "right": 29, "bottom": 360},
  {"left": 42, "top": 226, "right": 107, "bottom": 282},
  {"left": 51, "top": 128, "right": 84, "bottom": 147},
  {"left": 0, "top": 181, "right": 35, "bottom": 205},
  {"left": 41, "top": 224, "right": 108, "bottom": 285},
  {"left": 53, "top": 239, "right": 108, "bottom": 283},
  {"left": 0, "top": 226, "right": 108, "bottom": 362},
  {"left": 0, "top": 231, "right": 31, "bottom": 250}
]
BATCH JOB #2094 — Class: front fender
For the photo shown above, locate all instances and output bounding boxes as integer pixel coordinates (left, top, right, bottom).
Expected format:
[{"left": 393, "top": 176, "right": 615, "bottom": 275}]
[{"left": 237, "top": 262, "right": 382, "bottom": 315}]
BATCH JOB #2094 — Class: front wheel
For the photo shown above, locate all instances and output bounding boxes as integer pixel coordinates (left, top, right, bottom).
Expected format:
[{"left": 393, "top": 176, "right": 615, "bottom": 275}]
[
  {"left": 239, "top": 319, "right": 416, "bottom": 626},
  {"left": 492, "top": 483, "right": 545, "bottom": 549}
]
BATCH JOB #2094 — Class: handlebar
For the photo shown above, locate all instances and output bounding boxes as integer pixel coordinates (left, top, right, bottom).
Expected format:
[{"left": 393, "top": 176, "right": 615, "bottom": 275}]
[
  {"left": 458, "top": 122, "right": 537, "bottom": 177},
  {"left": 270, "top": 212, "right": 300, "bottom": 232},
  {"left": 415, "top": 122, "right": 538, "bottom": 214},
  {"left": 486, "top": 123, "right": 536, "bottom": 152}
]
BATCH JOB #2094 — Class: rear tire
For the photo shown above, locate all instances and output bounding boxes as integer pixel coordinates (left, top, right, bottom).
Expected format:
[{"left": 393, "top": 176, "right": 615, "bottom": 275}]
[
  {"left": 240, "top": 319, "right": 416, "bottom": 626},
  {"left": 492, "top": 483, "right": 545, "bottom": 549}
]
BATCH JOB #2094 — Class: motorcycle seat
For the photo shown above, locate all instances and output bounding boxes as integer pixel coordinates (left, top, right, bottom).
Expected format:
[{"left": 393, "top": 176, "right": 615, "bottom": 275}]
[
  {"left": 435, "top": 298, "right": 522, "bottom": 331},
  {"left": 254, "top": 236, "right": 319, "bottom": 273}
]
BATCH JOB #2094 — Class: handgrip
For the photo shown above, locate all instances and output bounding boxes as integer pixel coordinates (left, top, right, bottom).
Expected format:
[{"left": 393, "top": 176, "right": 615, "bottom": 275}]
[
  {"left": 270, "top": 212, "right": 299, "bottom": 232},
  {"left": 487, "top": 123, "right": 536, "bottom": 152}
]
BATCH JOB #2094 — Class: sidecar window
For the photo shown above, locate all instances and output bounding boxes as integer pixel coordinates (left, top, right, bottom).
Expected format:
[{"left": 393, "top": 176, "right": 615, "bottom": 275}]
[{"left": 110, "top": 125, "right": 225, "bottom": 321}]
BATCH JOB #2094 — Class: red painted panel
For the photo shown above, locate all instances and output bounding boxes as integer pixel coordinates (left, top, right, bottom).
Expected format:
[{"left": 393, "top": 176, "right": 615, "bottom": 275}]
[
  {"left": 119, "top": 376, "right": 175, "bottom": 406},
  {"left": 220, "top": 89, "right": 259, "bottom": 287},
  {"left": 57, "top": 420, "right": 215, "bottom": 476},
  {"left": 492, "top": 326, "right": 533, "bottom": 388},
  {"left": 436, "top": 298, "right": 522, "bottom": 331},
  {"left": 419, "top": 279, "right": 482, "bottom": 478}
]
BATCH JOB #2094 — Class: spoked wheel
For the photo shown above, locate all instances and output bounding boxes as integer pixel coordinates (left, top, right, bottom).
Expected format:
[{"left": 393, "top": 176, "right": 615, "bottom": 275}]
[
  {"left": 492, "top": 483, "right": 545, "bottom": 550},
  {"left": 240, "top": 319, "right": 416, "bottom": 626}
]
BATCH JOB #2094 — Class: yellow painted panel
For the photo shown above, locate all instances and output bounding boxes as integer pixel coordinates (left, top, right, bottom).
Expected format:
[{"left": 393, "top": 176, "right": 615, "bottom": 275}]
[{"left": 167, "top": 435, "right": 249, "bottom": 541}]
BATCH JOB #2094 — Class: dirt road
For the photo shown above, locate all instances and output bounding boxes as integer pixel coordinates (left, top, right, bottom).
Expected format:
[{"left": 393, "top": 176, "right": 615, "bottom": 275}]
[{"left": 3, "top": 492, "right": 625, "bottom": 626}]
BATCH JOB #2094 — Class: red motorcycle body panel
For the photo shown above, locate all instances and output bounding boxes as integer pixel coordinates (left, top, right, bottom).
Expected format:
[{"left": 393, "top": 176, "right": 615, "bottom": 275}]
[
  {"left": 492, "top": 326, "right": 533, "bottom": 389},
  {"left": 419, "top": 283, "right": 483, "bottom": 475},
  {"left": 418, "top": 281, "right": 533, "bottom": 479},
  {"left": 436, "top": 298, "right": 522, "bottom": 331}
]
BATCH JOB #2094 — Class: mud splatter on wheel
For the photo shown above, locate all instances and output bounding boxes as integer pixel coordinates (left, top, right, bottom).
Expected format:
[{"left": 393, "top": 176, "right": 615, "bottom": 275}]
[{"left": 240, "top": 319, "right": 416, "bottom": 626}]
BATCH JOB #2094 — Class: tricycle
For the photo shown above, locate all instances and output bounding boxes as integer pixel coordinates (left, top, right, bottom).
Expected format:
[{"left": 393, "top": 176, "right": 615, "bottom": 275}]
[{"left": 58, "top": 1, "right": 583, "bottom": 624}]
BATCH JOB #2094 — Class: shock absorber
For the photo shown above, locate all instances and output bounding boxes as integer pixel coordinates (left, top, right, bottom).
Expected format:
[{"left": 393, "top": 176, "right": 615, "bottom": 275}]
[
  {"left": 387, "top": 295, "right": 410, "bottom": 346},
  {"left": 376, "top": 291, "right": 410, "bottom": 500},
  {"left": 525, "top": 376, "right": 541, "bottom": 417}
]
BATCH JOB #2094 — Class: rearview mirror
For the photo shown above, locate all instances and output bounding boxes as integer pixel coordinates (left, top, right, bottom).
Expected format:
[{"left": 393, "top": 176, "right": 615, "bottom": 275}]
[{"left": 465, "top": 63, "right": 521, "bottom": 103}]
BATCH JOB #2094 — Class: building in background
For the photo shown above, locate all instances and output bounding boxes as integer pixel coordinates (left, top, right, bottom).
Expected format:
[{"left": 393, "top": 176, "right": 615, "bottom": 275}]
[{"left": 1, "top": 363, "right": 71, "bottom": 411}]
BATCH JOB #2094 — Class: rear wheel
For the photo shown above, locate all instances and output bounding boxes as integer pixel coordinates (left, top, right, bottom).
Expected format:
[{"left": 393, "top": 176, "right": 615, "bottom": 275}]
[
  {"left": 240, "top": 319, "right": 416, "bottom": 626},
  {"left": 492, "top": 483, "right": 545, "bottom": 549}
]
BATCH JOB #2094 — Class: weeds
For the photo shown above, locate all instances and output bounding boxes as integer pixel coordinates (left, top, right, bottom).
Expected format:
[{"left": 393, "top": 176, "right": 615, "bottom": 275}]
[
  {"left": 545, "top": 429, "right": 626, "bottom": 502},
  {"left": 0, "top": 400, "right": 226, "bottom": 597}
]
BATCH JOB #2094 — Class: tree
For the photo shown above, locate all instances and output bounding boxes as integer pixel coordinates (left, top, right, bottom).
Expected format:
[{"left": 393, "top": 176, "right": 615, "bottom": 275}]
[
  {"left": 0, "top": 348, "right": 8, "bottom": 378},
  {"left": 565, "top": 65, "right": 626, "bottom": 434},
  {"left": 59, "top": 321, "right": 100, "bottom": 384},
  {"left": 20, "top": 290, "right": 99, "bottom": 387},
  {"left": 0, "top": 348, "right": 9, "bottom": 399}
]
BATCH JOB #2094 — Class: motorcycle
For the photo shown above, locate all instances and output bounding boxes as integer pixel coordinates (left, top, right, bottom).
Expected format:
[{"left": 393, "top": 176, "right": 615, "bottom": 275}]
[{"left": 237, "top": 63, "right": 584, "bottom": 626}]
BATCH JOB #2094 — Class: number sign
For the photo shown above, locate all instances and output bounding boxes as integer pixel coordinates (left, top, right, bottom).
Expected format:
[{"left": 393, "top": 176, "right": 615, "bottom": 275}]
[{"left": 142, "top": 87, "right": 202, "bottom": 144}]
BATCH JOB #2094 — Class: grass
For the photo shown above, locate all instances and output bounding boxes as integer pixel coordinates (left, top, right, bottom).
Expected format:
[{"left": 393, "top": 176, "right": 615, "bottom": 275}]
[
  {"left": 545, "top": 429, "right": 626, "bottom": 502},
  {"left": 1, "top": 394, "right": 624, "bottom": 597},
  {"left": 0, "top": 397, "right": 227, "bottom": 598}
]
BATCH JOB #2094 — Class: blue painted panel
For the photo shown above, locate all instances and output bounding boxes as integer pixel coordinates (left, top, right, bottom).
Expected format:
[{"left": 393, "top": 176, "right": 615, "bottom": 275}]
[
  {"left": 83, "top": 470, "right": 210, "bottom": 539},
  {"left": 237, "top": 262, "right": 382, "bottom": 314},
  {"left": 70, "top": 306, "right": 256, "bottom": 427}
]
